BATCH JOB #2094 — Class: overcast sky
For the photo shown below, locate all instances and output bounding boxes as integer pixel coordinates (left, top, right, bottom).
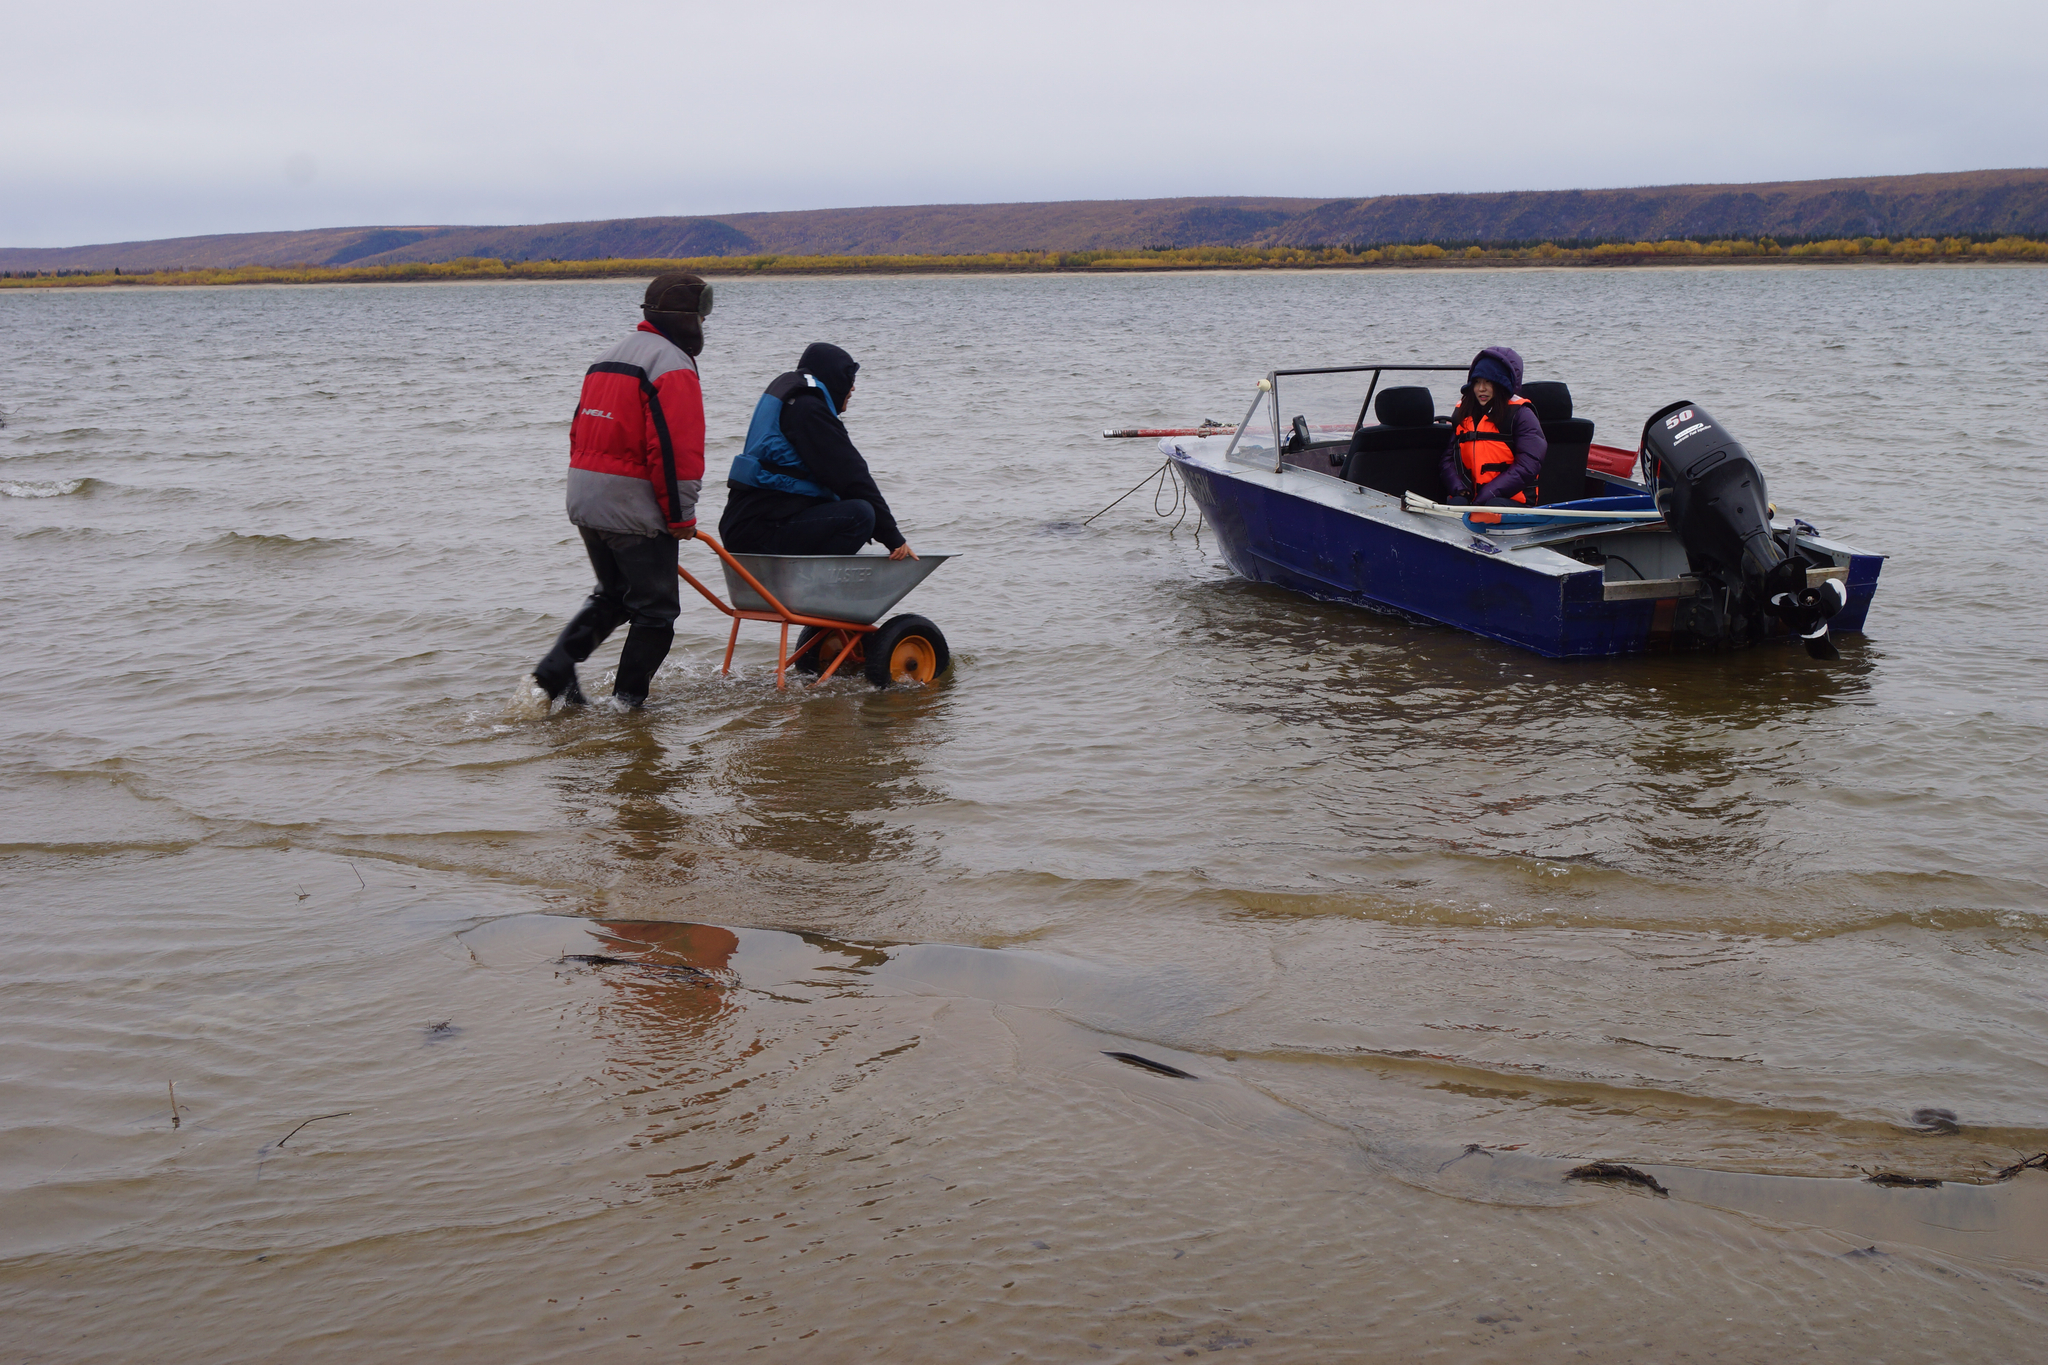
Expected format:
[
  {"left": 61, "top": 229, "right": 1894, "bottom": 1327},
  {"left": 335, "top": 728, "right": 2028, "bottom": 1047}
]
[{"left": 6, "top": 0, "right": 2045, "bottom": 248}]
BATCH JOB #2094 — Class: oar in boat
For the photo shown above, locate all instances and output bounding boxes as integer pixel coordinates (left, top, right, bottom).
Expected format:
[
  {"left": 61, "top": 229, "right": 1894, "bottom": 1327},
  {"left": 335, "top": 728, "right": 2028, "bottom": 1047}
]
[
  {"left": 1103, "top": 423, "right": 1237, "bottom": 438},
  {"left": 1101, "top": 421, "right": 1351, "bottom": 438},
  {"left": 1400, "top": 491, "right": 1666, "bottom": 530}
]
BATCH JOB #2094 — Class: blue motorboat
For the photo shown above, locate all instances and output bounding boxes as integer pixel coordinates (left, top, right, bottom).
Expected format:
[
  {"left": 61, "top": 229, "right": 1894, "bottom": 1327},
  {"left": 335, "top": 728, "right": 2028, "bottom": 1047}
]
[{"left": 1152, "top": 364, "right": 1884, "bottom": 658}]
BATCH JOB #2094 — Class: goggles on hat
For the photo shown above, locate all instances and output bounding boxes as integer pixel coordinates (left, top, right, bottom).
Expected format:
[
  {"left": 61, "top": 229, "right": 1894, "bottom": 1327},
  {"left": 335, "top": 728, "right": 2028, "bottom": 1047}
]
[{"left": 645, "top": 281, "right": 714, "bottom": 319}]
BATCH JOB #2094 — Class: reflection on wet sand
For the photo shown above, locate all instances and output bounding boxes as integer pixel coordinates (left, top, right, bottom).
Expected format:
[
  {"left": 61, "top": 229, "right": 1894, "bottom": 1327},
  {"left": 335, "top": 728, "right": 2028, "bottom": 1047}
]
[
  {"left": 529, "top": 913, "right": 2048, "bottom": 1357},
  {"left": 576, "top": 915, "right": 2048, "bottom": 1226},
  {"left": 542, "top": 686, "right": 954, "bottom": 924},
  {"left": 588, "top": 732, "right": 707, "bottom": 861},
  {"left": 716, "top": 691, "right": 950, "bottom": 868},
  {"left": 5, "top": 839, "right": 2046, "bottom": 1364}
]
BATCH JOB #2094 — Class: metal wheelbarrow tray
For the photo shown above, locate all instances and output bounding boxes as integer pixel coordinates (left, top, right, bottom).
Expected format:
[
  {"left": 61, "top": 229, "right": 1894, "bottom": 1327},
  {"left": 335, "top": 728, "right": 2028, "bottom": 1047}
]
[
  {"left": 719, "top": 552, "right": 948, "bottom": 624},
  {"left": 677, "top": 533, "right": 953, "bottom": 688}
]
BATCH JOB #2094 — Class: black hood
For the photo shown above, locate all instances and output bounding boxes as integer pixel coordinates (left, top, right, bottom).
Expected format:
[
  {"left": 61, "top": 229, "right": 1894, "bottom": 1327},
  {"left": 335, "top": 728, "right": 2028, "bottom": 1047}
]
[{"left": 797, "top": 342, "right": 859, "bottom": 410}]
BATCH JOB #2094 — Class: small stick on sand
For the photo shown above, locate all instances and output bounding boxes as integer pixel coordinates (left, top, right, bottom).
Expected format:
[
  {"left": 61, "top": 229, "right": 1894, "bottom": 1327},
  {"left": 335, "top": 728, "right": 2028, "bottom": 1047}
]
[
  {"left": 348, "top": 862, "right": 366, "bottom": 888},
  {"left": 1994, "top": 1152, "right": 2048, "bottom": 1181},
  {"left": 277, "top": 1112, "right": 351, "bottom": 1147},
  {"left": 169, "top": 1080, "right": 180, "bottom": 1129}
]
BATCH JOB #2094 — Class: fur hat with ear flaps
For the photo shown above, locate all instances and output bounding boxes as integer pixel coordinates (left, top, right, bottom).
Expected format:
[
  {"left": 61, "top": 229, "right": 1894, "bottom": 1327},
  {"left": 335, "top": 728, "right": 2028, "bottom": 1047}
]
[{"left": 642, "top": 273, "right": 713, "bottom": 357}]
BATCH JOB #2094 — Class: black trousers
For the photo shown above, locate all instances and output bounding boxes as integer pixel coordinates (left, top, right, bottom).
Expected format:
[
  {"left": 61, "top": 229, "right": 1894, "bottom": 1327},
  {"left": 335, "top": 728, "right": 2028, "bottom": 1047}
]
[
  {"left": 580, "top": 527, "right": 680, "bottom": 630},
  {"left": 735, "top": 500, "right": 876, "bottom": 556}
]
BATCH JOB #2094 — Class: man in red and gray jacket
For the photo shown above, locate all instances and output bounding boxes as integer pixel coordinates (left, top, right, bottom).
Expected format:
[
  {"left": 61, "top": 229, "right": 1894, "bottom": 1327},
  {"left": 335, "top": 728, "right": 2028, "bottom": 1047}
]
[{"left": 532, "top": 273, "right": 710, "bottom": 708}]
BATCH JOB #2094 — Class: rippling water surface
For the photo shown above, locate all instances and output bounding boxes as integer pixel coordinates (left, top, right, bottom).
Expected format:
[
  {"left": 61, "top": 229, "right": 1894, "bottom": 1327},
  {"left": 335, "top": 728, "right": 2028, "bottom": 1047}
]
[{"left": 4, "top": 267, "right": 2047, "bottom": 1361}]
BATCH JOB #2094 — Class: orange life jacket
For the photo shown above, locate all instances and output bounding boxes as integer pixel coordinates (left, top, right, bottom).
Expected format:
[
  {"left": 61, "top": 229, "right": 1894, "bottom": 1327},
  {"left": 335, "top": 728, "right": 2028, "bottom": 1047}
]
[{"left": 1454, "top": 396, "right": 1532, "bottom": 504}]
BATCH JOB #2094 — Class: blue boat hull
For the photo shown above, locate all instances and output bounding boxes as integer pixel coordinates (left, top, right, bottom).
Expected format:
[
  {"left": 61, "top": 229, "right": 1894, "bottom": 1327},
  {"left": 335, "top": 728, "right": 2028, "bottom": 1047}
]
[{"left": 1174, "top": 454, "right": 1881, "bottom": 659}]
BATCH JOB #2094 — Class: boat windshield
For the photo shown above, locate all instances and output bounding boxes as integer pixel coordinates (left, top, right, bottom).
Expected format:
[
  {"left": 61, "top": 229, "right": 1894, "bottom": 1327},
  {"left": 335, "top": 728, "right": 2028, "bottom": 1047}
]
[
  {"left": 1272, "top": 370, "right": 1375, "bottom": 449},
  {"left": 1225, "top": 385, "right": 1278, "bottom": 466},
  {"left": 1225, "top": 364, "right": 1471, "bottom": 471}
]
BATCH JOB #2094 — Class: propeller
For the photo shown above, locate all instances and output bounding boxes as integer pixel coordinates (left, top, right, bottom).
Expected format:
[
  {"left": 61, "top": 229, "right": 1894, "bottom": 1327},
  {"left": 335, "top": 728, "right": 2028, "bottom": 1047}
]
[
  {"left": 1800, "top": 619, "right": 1841, "bottom": 661},
  {"left": 1770, "top": 577, "right": 1849, "bottom": 660}
]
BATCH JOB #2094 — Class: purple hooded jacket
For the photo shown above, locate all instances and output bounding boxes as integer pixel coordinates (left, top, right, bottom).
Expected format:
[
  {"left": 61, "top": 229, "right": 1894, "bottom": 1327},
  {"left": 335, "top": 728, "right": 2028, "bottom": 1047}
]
[{"left": 1441, "top": 345, "right": 1547, "bottom": 505}]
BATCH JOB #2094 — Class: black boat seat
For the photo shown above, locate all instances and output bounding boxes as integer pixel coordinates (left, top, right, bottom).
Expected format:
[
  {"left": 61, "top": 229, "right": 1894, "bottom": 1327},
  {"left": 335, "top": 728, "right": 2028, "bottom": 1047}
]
[
  {"left": 1372, "top": 385, "right": 1435, "bottom": 427},
  {"left": 1340, "top": 386, "right": 1450, "bottom": 501},
  {"left": 1522, "top": 380, "right": 1593, "bottom": 505}
]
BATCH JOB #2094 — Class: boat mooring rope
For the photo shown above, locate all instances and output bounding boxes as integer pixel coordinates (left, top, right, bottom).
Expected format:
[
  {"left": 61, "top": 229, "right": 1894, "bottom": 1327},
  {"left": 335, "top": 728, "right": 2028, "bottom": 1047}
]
[{"left": 1083, "top": 459, "right": 1199, "bottom": 535}]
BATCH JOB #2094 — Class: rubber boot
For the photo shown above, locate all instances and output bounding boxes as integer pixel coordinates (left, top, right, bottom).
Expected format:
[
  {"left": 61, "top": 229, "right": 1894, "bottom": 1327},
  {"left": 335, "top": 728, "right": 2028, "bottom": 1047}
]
[
  {"left": 611, "top": 625, "right": 675, "bottom": 708},
  {"left": 534, "top": 596, "right": 625, "bottom": 705}
]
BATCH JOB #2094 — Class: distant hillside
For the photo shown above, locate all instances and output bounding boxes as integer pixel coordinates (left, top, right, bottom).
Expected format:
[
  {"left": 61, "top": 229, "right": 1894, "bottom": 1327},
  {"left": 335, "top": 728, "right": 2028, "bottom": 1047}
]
[
  {"left": 6, "top": 170, "right": 2046, "bottom": 273},
  {"left": 0, "top": 225, "right": 446, "bottom": 273},
  {"left": 1264, "top": 170, "right": 2048, "bottom": 247},
  {"left": 353, "top": 198, "right": 1333, "bottom": 266},
  {"left": 0, "top": 199, "right": 1331, "bottom": 273}
]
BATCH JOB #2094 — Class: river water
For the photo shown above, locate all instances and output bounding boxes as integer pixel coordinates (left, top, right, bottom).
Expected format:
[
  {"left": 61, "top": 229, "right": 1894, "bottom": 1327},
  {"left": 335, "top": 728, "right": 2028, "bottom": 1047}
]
[{"left": 3, "top": 266, "right": 2046, "bottom": 1361}]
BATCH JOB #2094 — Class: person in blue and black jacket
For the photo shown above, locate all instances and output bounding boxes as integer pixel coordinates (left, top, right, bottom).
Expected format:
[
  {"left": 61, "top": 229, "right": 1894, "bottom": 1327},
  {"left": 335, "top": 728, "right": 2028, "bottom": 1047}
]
[{"left": 718, "top": 342, "right": 917, "bottom": 559}]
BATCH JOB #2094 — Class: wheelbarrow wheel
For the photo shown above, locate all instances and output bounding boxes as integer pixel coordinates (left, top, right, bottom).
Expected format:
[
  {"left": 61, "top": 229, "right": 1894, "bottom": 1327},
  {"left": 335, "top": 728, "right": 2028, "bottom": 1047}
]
[
  {"left": 792, "top": 625, "right": 864, "bottom": 676},
  {"left": 864, "top": 615, "right": 950, "bottom": 687}
]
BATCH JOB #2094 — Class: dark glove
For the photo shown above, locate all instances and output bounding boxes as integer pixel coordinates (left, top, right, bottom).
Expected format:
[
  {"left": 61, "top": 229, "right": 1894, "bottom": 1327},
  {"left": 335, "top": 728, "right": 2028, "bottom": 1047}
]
[
  {"left": 1445, "top": 489, "right": 1472, "bottom": 506},
  {"left": 1476, "top": 483, "right": 1521, "bottom": 507}
]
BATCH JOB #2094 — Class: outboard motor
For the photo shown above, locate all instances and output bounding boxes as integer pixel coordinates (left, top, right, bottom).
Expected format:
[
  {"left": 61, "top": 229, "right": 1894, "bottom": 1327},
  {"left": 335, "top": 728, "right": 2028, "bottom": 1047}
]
[{"left": 1640, "top": 401, "right": 1847, "bottom": 658}]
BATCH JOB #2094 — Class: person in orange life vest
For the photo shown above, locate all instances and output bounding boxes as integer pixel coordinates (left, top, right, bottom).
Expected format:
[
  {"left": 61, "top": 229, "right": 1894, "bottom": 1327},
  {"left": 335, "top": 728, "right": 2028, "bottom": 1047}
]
[
  {"left": 1440, "top": 346, "right": 1547, "bottom": 507},
  {"left": 532, "top": 273, "right": 709, "bottom": 709}
]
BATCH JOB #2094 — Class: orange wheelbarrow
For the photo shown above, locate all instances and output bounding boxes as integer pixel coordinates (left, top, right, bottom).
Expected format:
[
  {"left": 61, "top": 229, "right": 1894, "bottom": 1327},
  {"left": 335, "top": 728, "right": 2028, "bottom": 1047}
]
[{"left": 677, "top": 532, "right": 953, "bottom": 689}]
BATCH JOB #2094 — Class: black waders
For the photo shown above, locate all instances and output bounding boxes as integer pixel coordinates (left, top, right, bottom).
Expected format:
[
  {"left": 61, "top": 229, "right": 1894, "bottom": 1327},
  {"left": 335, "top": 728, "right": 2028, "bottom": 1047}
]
[
  {"left": 610, "top": 625, "right": 675, "bottom": 708},
  {"left": 533, "top": 594, "right": 629, "bottom": 706}
]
